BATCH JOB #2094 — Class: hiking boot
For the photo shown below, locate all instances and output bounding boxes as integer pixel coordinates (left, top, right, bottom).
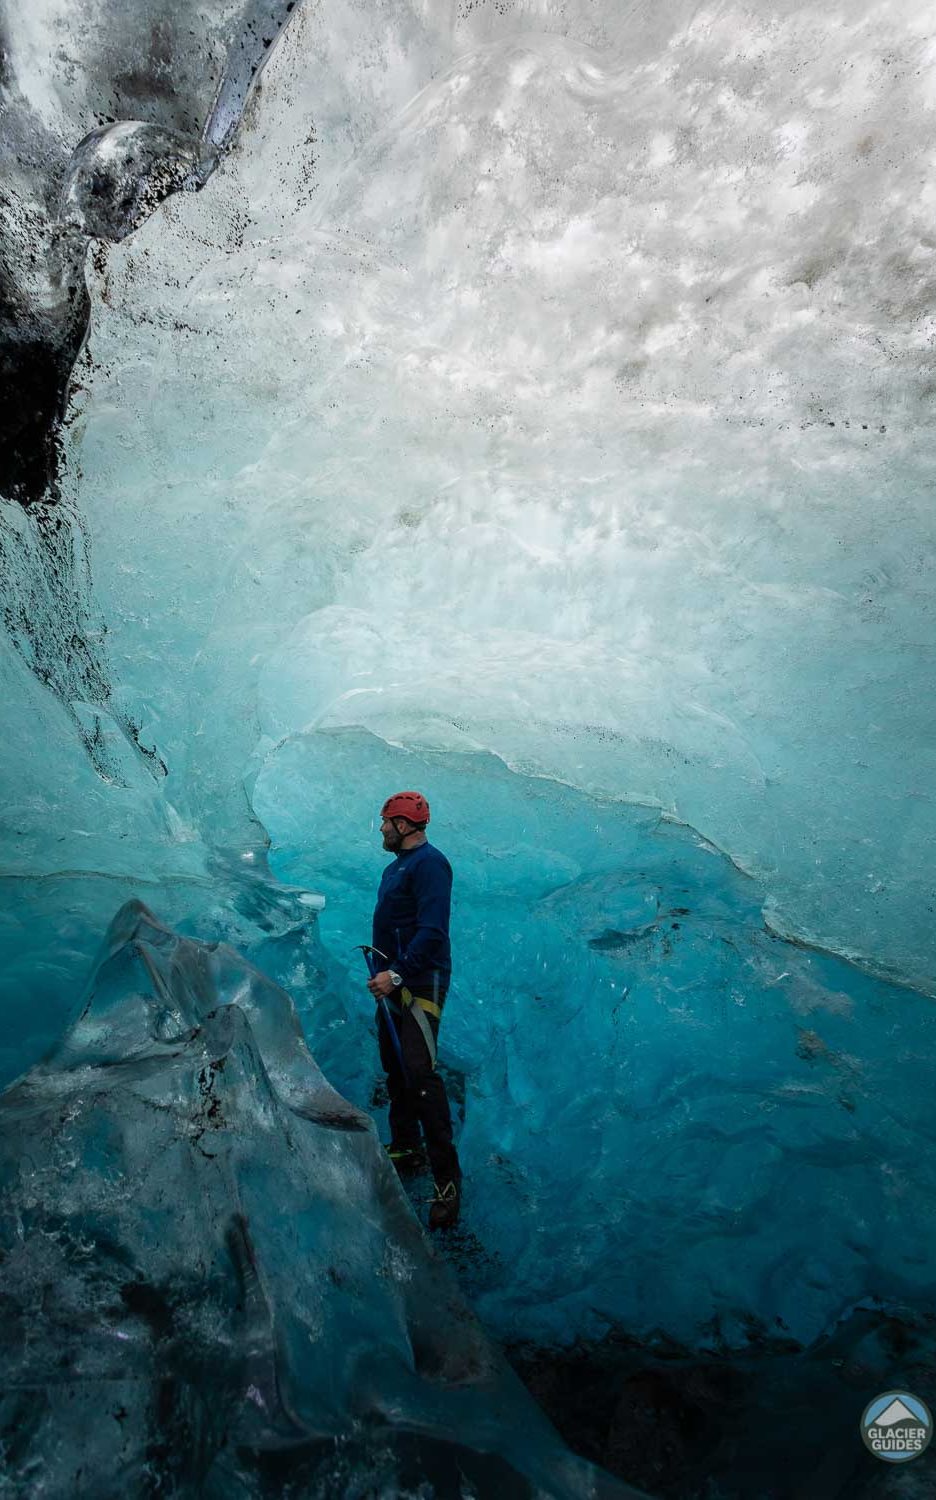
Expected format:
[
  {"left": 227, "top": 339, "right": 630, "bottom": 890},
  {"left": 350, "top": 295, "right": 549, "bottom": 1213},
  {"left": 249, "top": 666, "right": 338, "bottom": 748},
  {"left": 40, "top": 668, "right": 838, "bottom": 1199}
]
[
  {"left": 428, "top": 1178, "right": 461, "bottom": 1230},
  {"left": 384, "top": 1143, "right": 428, "bottom": 1178}
]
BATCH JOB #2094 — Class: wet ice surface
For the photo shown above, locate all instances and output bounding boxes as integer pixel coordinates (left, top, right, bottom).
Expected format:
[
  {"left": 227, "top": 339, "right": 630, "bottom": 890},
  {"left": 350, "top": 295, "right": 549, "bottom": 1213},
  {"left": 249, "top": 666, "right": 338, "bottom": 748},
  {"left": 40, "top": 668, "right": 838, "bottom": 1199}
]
[{"left": 0, "top": 899, "right": 632, "bottom": 1498}]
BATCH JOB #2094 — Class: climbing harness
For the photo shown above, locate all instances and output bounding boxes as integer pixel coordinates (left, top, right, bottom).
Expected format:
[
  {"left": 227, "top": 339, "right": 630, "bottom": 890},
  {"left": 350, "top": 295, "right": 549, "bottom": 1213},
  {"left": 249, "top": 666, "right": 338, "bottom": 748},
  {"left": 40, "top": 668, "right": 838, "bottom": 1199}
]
[
  {"left": 398, "top": 986, "right": 439, "bottom": 1068},
  {"left": 355, "top": 944, "right": 443, "bottom": 1070}
]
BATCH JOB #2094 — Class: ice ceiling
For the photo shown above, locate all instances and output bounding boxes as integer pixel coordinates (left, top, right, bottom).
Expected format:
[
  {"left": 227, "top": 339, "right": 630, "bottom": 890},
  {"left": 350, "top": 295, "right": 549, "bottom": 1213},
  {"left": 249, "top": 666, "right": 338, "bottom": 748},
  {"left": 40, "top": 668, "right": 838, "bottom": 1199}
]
[
  {"left": 5, "top": 0, "right": 936, "bottom": 983},
  {"left": 2, "top": 1, "right": 936, "bottom": 1495}
]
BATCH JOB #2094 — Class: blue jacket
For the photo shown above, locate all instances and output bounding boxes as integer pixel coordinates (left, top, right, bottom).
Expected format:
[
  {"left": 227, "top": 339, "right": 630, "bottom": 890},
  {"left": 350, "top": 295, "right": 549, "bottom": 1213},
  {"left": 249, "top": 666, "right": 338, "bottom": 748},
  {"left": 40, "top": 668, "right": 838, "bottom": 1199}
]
[{"left": 372, "top": 841, "right": 453, "bottom": 1002}]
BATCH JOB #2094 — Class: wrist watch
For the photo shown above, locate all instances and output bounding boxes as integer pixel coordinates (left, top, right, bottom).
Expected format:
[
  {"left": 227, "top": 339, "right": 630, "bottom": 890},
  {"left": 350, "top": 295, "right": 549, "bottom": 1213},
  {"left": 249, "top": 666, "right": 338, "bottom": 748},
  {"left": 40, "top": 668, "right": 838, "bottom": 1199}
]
[{"left": 388, "top": 970, "right": 403, "bottom": 988}]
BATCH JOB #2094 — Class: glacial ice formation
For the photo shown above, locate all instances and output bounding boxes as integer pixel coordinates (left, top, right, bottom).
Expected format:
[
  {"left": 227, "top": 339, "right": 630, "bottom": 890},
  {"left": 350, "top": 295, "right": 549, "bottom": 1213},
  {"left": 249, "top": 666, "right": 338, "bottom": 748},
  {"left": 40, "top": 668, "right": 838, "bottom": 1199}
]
[
  {"left": 2, "top": 0, "right": 936, "bottom": 1495},
  {"left": 0, "top": 900, "right": 629, "bottom": 1497},
  {"left": 256, "top": 732, "right": 936, "bottom": 1358},
  {"left": 7, "top": 0, "right": 931, "bottom": 978},
  {"left": 0, "top": 0, "right": 298, "bottom": 506}
]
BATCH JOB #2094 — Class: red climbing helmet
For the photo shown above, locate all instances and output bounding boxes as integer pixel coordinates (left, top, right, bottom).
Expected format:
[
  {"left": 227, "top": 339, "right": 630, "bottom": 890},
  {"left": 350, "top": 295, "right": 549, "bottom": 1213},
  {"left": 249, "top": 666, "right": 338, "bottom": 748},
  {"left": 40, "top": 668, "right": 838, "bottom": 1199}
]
[{"left": 381, "top": 791, "right": 431, "bottom": 826}]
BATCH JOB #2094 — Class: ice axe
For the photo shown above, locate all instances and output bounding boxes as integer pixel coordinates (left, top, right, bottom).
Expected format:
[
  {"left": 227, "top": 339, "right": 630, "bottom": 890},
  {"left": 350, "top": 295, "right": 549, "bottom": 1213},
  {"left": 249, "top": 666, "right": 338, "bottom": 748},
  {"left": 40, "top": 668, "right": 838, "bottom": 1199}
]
[{"left": 354, "top": 943, "right": 409, "bottom": 1085}]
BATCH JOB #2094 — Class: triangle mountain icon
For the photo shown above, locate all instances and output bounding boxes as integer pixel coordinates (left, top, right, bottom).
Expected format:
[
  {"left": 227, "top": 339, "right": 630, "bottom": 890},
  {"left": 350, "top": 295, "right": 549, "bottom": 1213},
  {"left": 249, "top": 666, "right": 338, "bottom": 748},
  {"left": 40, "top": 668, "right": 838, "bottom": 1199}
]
[{"left": 876, "top": 1399, "right": 921, "bottom": 1427}]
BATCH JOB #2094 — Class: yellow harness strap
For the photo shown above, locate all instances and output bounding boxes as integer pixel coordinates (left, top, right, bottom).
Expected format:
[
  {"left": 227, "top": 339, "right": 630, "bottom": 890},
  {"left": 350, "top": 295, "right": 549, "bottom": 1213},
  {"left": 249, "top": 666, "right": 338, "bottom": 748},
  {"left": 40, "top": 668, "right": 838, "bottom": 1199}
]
[
  {"left": 399, "top": 987, "right": 442, "bottom": 1067},
  {"left": 412, "top": 994, "right": 442, "bottom": 1019}
]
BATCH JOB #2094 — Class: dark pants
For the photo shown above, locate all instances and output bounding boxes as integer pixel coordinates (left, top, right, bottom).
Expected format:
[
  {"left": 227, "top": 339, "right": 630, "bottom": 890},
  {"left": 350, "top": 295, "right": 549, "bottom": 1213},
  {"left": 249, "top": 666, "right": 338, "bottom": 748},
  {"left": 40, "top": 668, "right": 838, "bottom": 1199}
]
[{"left": 378, "top": 1003, "right": 461, "bottom": 1186}]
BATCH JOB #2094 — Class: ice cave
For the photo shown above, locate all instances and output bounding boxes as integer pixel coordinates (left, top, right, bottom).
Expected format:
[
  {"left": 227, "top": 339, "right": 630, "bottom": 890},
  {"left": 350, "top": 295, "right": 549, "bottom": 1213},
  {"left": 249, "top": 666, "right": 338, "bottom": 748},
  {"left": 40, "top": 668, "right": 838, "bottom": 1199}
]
[{"left": 1, "top": 1, "right": 935, "bottom": 1496}]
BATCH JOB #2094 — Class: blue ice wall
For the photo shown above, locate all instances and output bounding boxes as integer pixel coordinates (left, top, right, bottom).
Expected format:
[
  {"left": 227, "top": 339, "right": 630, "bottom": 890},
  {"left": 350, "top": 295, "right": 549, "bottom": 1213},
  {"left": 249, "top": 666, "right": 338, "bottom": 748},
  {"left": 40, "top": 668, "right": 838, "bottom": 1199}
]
[
  {"left": 5, "top": 732, "right": 934, "bottom": 1370},
  {"left": 253, "top": 730, "right": 936, "bottom": 1354}
]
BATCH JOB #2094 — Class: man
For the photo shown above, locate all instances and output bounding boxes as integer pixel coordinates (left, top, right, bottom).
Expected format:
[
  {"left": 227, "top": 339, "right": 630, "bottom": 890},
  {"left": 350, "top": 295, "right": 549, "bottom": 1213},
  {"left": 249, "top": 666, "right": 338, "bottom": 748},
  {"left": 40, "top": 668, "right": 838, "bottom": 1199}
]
[{"left": 368, "top": 790, "right": 462, "bottom": 1229}]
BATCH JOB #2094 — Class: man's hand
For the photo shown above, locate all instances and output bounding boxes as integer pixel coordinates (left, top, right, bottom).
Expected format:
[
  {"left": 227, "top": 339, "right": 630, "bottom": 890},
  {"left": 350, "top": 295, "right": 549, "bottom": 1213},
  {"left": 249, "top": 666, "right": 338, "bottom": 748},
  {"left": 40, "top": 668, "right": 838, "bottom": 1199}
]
[{"left": 367, "top": 970, "right": 398, "bottom": 999}]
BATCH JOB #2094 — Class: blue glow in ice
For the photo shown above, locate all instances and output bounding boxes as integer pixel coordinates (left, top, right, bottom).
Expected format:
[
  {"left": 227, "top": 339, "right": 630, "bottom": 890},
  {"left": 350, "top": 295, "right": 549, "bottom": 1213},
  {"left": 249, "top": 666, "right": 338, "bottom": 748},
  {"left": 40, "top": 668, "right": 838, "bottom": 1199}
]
[{"left": 2, "top": 1, "right": 935, "bottom": 1494}]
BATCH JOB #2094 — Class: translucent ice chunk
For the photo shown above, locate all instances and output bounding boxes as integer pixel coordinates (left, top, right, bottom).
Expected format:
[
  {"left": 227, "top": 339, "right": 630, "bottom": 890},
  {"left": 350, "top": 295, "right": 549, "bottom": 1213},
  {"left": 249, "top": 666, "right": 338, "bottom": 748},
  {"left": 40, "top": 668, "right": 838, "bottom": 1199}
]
[{"left": 0, "top": 900, "right": 633, "bottom": 1497}]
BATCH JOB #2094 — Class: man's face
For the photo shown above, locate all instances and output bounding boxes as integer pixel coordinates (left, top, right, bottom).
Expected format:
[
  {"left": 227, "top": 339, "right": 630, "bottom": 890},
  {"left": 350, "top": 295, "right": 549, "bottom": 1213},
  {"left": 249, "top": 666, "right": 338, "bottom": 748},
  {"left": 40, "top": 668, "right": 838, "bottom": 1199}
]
[{"left": 381, "top": 816, "right": 407, "bottom": 852}]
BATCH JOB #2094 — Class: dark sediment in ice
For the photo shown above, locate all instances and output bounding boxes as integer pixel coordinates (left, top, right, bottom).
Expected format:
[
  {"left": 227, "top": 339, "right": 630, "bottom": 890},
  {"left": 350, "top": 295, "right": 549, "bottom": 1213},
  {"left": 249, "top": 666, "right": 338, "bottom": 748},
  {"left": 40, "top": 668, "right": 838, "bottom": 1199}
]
[
  {"left": 507, "top": 1302, "right": 936, "bottom": 1499},
  {"left": 0, "top": 2, "right": 305, "bottom": 778},
  {"left": 0, "top": 0, "right": 302, "bottom": 507}
]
